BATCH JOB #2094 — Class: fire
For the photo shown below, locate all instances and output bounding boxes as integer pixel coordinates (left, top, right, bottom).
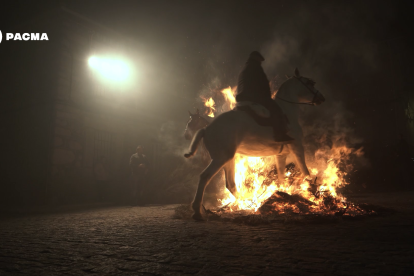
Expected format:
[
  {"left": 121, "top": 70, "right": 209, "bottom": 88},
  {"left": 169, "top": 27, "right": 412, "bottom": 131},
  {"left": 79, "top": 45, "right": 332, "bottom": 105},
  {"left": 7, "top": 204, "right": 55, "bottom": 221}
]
[
  {"left": 219, "top": 155, "right": 278, "bottom": 211},
  {"left": 221, "top": 86, "right": 237, "bottom": 110},
  {"left": 201, "top": 86, "right": 365, "bottom": 216},
  {"left": 217, "top": 146, "right": 361, "bottom": 216},
  {"left": 202, "top": 97, "right": 216, "bottom": 117}
]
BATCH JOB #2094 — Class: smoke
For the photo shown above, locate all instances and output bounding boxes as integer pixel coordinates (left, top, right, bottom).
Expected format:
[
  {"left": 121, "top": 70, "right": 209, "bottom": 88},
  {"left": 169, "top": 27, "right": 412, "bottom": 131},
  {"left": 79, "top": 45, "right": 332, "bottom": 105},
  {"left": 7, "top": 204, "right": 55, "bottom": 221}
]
[
  {"left": 116, "top": 0, "right": 399, "bottom": 196},
  {"left": 153, "top": 120, "right": 209, "bottom": 203},
  {"left": 158, "top": 121, "right": 189, "bottom": 157},
  {"left": 300, "top": 101, "right": 370, "bottom": 185},
  {"left": 157, "top": 120, "right": 209, "bottom": 174},
  {"left": 254, "top": 2, "right": 394, "bottom": 177}
]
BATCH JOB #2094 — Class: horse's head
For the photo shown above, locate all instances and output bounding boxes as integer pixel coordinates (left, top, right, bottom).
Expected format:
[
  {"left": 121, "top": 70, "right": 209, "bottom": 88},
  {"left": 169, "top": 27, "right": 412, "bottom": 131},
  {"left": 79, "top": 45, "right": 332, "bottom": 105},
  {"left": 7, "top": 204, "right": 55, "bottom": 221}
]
[
  {"left": 184, "top": 109, "right": 209, "bottom": 140},
  {"left": 277, "top": 68, "right": 325, "bottom": 106}
]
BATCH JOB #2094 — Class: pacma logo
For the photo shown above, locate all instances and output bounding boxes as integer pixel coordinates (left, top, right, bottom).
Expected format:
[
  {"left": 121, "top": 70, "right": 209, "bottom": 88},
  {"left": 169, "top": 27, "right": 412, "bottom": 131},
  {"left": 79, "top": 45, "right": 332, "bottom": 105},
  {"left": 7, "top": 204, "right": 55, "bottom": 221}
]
[{"left": 0, "top": 31, "right": 49, "bottom": 42}]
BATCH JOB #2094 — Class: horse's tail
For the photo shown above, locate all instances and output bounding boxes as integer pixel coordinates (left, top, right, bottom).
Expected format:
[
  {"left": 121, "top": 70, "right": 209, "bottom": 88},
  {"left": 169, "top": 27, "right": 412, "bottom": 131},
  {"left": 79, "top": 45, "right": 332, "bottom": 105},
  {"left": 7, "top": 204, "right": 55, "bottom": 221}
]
[{"left": 184, "top": 128, "right": 205, "bottom": 158}]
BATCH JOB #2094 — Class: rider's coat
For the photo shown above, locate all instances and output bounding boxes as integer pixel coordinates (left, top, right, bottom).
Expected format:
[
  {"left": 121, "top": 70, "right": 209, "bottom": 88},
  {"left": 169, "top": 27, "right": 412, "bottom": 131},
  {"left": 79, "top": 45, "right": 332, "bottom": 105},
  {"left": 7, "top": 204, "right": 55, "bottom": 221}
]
[
  {"left": 236, "top": 58, "right": 272, "bottom": 105},
  {"left": 235, "top": 55, "right": 288, "bottom": 136}
]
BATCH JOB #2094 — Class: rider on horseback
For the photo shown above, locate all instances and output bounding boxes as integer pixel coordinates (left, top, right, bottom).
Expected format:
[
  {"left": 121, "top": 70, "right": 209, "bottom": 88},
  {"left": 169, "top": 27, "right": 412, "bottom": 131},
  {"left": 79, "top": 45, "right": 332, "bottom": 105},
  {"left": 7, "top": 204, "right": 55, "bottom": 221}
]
[{"left": 236, "top": 51, "right": 294, "bottom": 143}]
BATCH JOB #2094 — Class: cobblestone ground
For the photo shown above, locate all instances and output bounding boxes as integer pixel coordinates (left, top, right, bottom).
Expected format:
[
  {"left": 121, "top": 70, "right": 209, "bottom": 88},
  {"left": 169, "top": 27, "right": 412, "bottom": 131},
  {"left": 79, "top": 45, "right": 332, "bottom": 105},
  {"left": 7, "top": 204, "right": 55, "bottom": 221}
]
[{"left": 0, "top": 192, "right": 413, "bottom": 276}]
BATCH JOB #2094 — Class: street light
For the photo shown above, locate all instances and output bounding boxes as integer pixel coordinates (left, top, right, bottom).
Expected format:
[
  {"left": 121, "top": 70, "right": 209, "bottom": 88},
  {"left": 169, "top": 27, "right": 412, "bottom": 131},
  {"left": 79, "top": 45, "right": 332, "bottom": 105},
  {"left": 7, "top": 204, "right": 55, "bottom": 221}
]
[{"left": 88, "top": 56, "right": 132, "bottom": 83}]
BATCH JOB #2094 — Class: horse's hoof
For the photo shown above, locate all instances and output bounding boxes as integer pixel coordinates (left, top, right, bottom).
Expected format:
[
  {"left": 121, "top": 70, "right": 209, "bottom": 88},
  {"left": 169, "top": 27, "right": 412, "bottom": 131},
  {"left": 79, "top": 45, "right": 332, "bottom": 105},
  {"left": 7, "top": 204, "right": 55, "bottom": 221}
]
[{"left": 192, "top": 213, "right": 205, "bottom": 221}]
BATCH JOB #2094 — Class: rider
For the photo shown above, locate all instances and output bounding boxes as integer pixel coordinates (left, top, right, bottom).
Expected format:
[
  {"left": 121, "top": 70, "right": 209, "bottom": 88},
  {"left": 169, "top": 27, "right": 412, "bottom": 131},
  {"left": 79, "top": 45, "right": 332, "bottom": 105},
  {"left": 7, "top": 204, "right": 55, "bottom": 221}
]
[{"left": 236, "top": 51, "right": 294, "bottom": 143}]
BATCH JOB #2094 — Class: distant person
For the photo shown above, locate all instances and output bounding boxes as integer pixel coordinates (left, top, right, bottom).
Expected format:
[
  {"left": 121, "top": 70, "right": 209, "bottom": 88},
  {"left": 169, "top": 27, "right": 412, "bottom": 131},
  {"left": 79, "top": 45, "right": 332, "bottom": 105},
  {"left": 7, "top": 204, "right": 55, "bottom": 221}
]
[
  {"left": 94, "top": 156, "right": 109, "bottom": 202},
  {"left": 236, "top": 51, "right": 294, "bottom": 143},
  {"left": 130, "top": 146, "right": 149, "bottom": 205}
]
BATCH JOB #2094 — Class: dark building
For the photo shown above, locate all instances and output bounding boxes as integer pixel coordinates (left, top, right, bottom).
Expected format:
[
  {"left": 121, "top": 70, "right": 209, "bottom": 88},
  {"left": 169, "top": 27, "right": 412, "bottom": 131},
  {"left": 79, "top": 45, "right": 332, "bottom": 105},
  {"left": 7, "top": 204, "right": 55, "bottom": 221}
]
[{"left": 0, "top": 7, "right": 165, "bottom": 206}]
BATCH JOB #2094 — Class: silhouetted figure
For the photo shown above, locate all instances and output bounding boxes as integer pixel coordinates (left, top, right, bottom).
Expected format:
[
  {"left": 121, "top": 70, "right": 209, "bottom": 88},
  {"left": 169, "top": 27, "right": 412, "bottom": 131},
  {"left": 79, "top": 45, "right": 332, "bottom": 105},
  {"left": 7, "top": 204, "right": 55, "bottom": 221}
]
[
  {"left": 236, "top": 51, "right": 294, "bottom": 143},
  {"left": 129, "top": 146, "right": 149, "bottom": 205},
  {"left": 94, "top": 156, "right": 109, "bottom": 202}
]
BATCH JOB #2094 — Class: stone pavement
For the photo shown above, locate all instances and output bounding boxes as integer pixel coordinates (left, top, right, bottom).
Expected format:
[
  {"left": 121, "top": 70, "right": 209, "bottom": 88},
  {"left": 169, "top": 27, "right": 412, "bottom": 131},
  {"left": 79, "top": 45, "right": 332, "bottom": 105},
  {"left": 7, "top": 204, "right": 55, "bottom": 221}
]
[{"left": 0, "top": 192, "right": 413, "bottom": 276}]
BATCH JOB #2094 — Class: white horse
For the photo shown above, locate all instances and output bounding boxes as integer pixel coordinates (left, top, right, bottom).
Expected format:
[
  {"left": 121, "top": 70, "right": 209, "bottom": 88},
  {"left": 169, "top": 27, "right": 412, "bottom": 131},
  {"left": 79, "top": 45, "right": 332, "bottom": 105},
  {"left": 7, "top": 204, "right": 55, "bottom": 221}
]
[{"left": 184, "top": 69, "right": 325, "bottom": 221}]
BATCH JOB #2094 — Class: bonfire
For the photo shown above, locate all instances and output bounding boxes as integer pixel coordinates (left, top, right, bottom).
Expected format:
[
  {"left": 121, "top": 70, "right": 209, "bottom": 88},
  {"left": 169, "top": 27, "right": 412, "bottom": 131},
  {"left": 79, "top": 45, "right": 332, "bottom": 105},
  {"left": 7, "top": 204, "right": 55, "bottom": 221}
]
[{"left": 199, "top": 86, "right": 372, "bottom": 218}]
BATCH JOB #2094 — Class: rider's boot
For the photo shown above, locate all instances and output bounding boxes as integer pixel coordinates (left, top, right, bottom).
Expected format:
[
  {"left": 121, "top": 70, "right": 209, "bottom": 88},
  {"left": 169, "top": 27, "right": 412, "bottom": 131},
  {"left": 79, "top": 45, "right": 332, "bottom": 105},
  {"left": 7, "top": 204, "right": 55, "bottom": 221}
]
[{"left": 272, "top": 118, "right": 294, "bottom": 144}]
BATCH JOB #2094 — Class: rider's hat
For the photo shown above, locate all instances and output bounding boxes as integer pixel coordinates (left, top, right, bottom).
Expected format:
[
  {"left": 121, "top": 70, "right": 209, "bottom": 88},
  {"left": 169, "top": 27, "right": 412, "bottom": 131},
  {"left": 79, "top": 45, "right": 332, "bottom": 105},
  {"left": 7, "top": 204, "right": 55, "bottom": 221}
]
[{"left": 249, "top": 51, "right": 265, "bottom": 62}]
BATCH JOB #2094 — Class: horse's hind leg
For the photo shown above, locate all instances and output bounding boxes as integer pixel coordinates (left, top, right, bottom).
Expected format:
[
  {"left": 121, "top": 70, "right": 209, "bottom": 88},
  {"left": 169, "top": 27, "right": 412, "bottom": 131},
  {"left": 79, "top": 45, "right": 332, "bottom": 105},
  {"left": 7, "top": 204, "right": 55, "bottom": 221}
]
[
  {"left": 192, "top": 157, "right": 231, "bottom": 221},
  {"left": 275, "top": 153, "right": 288, "bottom": 185}
]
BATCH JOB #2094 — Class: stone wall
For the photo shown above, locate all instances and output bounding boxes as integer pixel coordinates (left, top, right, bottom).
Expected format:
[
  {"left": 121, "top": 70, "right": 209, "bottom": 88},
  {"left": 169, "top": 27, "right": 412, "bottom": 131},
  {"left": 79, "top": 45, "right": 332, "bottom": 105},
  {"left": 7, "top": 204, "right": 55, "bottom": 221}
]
[{"left": 50, "top": 104, "right": 88, "bottom": 204}]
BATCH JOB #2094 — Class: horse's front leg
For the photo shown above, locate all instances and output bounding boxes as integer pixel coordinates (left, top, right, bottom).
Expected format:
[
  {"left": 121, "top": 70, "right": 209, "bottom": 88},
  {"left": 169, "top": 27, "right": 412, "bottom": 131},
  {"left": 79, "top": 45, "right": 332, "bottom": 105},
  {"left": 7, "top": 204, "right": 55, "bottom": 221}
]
[
  {"left": 192, "top": 157, "right": 231, "bottom": 221},
  {"left": 275, "top": 154, "right": 287, "bottom": 185},
  {"left": 287, "top": 142, "right": 310, "bottom": 179}
]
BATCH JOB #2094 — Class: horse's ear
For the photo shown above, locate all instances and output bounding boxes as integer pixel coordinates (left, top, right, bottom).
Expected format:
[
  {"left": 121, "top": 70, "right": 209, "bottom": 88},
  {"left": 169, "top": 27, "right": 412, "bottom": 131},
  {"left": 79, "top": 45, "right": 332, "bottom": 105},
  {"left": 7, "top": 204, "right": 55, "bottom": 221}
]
[
  {"left": 196, "top": 108, "right": 200, "bottom": 115},
  {"left": 188, "top": 110, "right": 193, "bottom": 116},
  {"left": 294, "top": 68, "right": 300, "bottom": 77}
]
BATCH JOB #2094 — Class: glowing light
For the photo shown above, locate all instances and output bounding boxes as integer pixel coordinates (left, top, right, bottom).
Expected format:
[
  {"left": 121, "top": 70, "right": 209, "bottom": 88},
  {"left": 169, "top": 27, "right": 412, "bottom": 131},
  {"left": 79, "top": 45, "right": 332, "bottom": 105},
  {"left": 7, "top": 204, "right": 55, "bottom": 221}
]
[
  {"left": 221, "top": 86, "right": 237, "bottom": 110},
  {"left": 88, "top": 56, "right": 131, "bottom": 82},
  {"left": 88, "top": 56, "right": 100, "bottom": 68},
  {"left": 202, "top": 97, "right": 216, "bottom": 117}
]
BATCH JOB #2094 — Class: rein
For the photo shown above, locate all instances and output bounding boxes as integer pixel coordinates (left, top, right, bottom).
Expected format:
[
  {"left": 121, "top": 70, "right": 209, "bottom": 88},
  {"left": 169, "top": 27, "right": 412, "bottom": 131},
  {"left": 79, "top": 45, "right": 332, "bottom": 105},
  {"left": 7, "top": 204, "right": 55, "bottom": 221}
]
[{"left": 276, "top": 77, "right": 319, "bottom": 106}]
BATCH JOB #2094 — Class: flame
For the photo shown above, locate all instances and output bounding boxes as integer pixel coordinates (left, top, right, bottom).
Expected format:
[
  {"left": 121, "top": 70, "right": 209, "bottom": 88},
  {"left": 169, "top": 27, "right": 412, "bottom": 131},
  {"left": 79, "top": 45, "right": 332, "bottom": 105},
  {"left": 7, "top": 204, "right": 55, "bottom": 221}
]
[
  {"left": 219, "top": 155, "right": 279, "bottom": 212},
  {"left": 200, "top": 85, "right": 365, "bottom": 216},
  {"left": 221, "top": 86, "right": 237, "bottom": 110},
  {"left": 217, "top": 146, "right": 360, "bottom": 215},
  {"left": 202, "top": 97, "right": 216, "bottom": 117}
]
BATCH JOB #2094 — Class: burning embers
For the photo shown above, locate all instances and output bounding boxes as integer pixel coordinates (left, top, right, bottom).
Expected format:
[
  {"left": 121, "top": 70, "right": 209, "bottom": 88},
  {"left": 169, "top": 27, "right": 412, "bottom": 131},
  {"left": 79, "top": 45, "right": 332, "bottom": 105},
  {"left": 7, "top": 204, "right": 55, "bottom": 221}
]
[{"left": 215, "top": 148, "right": 369, "bottom": 217}]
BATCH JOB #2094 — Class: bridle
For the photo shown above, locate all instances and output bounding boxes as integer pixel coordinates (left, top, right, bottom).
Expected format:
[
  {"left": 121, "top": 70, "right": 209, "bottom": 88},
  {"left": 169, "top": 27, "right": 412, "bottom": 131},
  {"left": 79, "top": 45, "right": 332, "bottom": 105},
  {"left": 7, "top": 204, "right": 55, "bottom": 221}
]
[{"left": 276, "top": 76, "right": 321, "bottom": 106}]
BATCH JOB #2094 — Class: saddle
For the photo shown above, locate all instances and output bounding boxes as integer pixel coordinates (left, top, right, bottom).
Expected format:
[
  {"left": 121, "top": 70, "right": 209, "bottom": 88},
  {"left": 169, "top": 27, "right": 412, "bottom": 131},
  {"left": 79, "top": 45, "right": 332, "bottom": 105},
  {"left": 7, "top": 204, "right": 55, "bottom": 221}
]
[{"left": 235, "top": 101, "right": 273, "bottom": 127}]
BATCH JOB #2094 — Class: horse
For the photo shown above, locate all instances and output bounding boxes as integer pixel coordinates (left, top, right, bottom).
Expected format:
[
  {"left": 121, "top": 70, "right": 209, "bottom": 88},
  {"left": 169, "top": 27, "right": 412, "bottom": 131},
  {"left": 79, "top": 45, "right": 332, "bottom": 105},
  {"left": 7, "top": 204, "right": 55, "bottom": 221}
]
[{"left": 184, "top": 69, "right": 325, "bottom": 221}]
